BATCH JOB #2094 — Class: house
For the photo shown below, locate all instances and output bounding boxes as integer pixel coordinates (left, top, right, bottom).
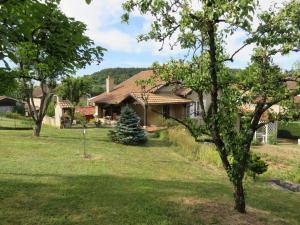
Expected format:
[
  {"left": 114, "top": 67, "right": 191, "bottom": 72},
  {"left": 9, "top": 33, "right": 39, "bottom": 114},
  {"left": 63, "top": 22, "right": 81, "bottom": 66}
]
[
  {"left": 0, "top": 96, "right": 24, "bottom": 114},
  {"left": 26, "top": 87, "right": 74, "bottom": 127},
  {"left": 43, "top": 95, "right": 74, "bottom": 128},
  {"left": 24, "top": 86, "right": 46, "bottom": 116},
  {"left": 89, "top": 70, "right": 211, "bottom": 127},
  {"left": 287, "top": 80, "right": 300, "bottom": 104}
]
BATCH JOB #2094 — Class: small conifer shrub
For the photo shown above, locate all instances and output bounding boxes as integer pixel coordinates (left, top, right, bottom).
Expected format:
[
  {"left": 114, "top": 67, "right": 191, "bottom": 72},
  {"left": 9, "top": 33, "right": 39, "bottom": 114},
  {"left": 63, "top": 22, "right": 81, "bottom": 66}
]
[{"left": 108, "top": 105, "right": 147, "bottom": 145}]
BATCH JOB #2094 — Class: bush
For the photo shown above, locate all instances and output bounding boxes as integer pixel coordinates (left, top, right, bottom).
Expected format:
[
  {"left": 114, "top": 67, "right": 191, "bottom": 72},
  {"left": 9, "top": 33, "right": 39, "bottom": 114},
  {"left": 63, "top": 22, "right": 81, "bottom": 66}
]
[
  {"left": 162, "top": 118, "right": 178, "bottom": 128},
  {"left": 278, "top": 121, "right": 300, "bottom": 139},
  {"left": 165, "top": 126, "right": 221, "bottom": 167},
  {"left": 5, "top": 112, "right": 27, "bottom": 120},
  {"left": 246, "top": 154, "right": 268, "bottom": 180},
  {"left": 14, "top": 103, "right": 25, "bottom": 115},
  {"left": 108, "top": 106, "right": 147, "bottom": 145},
  {"left": 251, "top": 138, "right": 261, "bottom": 146},
  {"left": 74, "top": 112, "right": 87, "bottom": 127},
  {"left": 46, "top": 101, "right": 55, "bottom": 117},
  {"left": 268, "top": 134, "right": 278, "bottom": 145}
]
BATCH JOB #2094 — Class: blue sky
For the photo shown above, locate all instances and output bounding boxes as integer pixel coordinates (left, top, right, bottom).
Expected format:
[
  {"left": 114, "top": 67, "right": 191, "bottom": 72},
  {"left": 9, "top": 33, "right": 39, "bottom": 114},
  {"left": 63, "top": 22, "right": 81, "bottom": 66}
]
[{"left": 60, "top": 0, "right": 300, "bottom": 76}]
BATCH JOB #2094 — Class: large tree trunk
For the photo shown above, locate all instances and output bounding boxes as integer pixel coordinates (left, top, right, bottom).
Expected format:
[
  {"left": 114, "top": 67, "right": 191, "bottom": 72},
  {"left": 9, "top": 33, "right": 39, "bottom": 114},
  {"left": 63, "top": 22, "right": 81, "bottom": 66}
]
[
  {"left": 233, "top": 179, "right": 246, "bottom": 213},
  {"left": 33, "top": 120, "right": 42, "bottom": 137}
]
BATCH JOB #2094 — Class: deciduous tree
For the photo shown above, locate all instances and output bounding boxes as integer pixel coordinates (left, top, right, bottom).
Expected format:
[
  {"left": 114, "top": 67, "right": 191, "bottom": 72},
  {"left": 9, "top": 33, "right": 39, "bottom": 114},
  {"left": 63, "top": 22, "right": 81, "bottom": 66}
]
[
  {"left": 1, "top": 0, "right": 105, "bottom": 136},
  {"left": 123, "top": 0, "right": 300, "bottom": 213}
]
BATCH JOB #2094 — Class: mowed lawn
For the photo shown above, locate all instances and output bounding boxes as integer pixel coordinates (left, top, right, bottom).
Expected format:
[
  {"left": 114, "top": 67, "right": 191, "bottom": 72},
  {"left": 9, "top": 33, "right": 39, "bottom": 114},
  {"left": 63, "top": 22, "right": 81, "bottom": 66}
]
[{"left": 0, "top": 127, "right": 299, "bottom": 225}]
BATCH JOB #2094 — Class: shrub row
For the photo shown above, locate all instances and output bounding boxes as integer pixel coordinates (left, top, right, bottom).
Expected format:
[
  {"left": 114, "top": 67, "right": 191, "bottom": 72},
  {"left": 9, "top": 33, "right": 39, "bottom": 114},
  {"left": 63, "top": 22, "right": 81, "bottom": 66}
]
[
  {"left": 160, "top": 126, "right": 222, "bottom": 167},
  {"left": 278, "top": 121, "right": 300, "bottom": 139}
]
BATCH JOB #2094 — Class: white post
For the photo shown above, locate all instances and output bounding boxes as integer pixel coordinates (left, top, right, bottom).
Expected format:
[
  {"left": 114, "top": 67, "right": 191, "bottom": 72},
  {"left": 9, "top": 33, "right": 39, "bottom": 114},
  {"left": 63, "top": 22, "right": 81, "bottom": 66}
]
[{"left": 265, "top": 123, "right": 269, "bottom": 144}]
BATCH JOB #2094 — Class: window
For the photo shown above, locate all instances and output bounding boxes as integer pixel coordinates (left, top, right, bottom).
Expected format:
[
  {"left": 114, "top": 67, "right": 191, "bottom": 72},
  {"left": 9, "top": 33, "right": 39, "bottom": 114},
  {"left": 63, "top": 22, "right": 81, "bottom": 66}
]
[{"left": 188, "top": 100, "right": 206, "bottom": 118}]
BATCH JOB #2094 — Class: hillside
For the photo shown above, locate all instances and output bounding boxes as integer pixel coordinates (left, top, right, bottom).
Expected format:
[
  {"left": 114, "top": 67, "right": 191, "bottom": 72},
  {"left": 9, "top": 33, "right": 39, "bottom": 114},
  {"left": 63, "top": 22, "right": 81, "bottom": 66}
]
[
  {"left": 83, "top": 67, "right": 241, "bottom": 97},
  {"left": 84, "top": 67, "right": 148, "bottom": 96}
]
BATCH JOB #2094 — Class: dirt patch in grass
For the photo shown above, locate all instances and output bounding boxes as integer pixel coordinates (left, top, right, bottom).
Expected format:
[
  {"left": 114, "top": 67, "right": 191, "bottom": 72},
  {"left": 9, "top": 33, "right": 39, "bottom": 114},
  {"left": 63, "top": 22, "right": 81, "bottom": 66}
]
[
  {"left": 253, "top": 145, "right": 300, "bottom": 164},
  {"left": 182, "top": 198, "right": 289, "bottom": 225}
]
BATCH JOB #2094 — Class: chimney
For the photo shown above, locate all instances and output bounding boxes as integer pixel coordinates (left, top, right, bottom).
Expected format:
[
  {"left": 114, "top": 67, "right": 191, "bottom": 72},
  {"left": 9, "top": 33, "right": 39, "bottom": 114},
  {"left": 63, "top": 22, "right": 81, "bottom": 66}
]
[{"left": 106, "top": 76, "right": 114, "bottom": 93}]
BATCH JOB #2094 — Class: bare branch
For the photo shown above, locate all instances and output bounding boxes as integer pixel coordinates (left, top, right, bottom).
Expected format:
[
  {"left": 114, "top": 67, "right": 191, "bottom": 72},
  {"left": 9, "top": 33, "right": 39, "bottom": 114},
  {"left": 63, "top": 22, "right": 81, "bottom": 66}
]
[{"left": 221, "top": 43, "right": 250, "bottom": 63}]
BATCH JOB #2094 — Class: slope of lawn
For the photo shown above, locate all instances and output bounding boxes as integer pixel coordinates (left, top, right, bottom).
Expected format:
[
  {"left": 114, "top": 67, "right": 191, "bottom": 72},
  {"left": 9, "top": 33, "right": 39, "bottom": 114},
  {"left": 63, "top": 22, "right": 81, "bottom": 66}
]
[
  {"left": 0, "top": 127, "right": 299, "bottom": 225},
  {"left": 0, "top": 116, "right": 33, "bottom": 129}
]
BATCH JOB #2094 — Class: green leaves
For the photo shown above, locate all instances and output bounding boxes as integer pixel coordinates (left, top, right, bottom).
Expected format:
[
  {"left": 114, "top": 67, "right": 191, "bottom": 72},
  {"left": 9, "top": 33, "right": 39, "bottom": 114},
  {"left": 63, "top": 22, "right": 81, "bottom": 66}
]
[
  {"left": 57, "top": 77, "right": 92, "bottom": 105},
  {"left": 122, "top": 0, "right": 299, "bottom": 213},
  {"left": 252, "top": 0, "right": 300, "bottom": 54}
]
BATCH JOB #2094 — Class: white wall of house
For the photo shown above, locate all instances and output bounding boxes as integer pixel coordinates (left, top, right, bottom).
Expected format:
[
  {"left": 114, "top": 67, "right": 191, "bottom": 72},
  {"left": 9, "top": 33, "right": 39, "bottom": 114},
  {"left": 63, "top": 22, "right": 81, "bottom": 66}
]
[
  {"left": 43, "top": 96, "right": 65, "bottom": 127},
  {"left": 187, "top": 91, "right": 211, "bottom": 120},
  {"left": 54, "top": 103, "right": 63, "bottom": 127},
  {"left": 43, "top": 104, "right": 62, "bottom": 128},
  {"left": 43, "top": 116, "right": 57, "bottom": 127},
  {"left": 33, "top": 98, "right": 41, "bottom": 108}
]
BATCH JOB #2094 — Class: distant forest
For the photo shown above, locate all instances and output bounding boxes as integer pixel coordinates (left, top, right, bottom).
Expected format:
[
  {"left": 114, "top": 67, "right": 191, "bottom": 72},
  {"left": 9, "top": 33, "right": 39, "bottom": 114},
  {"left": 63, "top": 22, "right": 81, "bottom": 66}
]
[{"left": 83, "top": 67, "right": 149, "bottom": 96}]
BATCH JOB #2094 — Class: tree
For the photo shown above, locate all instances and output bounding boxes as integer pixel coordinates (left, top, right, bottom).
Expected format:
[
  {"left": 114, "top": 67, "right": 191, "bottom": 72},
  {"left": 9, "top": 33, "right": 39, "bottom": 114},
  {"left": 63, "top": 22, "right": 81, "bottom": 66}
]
[
  {"left": 108, "top": 106, "right": 147, "bottom": 145},
  {"left": 1, "top": 0, "right": 105, "bottom": 136},
  {"left": 0, "top": 71, "right": 19, "bottom": 97},
  {"left": 0, "top": 0, "right": 26, "bottom": 94},
  {"left": 57, "top": 77, "right": 92, "bottom": 106},
  {"left": 123, "top": 0, "right": 300, "bottom": 213}
]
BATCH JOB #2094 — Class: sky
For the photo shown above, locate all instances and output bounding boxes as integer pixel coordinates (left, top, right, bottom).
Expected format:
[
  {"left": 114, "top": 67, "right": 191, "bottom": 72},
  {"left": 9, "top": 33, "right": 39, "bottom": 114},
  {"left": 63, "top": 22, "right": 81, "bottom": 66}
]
[{"left": 59, "top": 0, "right": 300, "bottom": 76}]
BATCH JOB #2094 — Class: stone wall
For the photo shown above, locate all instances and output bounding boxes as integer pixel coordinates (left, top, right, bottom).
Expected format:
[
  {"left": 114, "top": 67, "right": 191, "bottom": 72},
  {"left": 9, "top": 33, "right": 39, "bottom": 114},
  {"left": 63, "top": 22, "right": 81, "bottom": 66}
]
[{"left": 43, "top": 116, "right": 59, "bottom": 127}]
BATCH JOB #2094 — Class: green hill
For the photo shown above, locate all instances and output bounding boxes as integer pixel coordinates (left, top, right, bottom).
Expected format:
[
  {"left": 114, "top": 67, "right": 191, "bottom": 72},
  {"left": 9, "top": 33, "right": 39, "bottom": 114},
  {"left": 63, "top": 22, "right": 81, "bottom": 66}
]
[
  {"left": 83, "top": 67, "right": 240, "bottom": 97},
  {"left": 83, "top": 67, "right": 148, "bottom": 96}
]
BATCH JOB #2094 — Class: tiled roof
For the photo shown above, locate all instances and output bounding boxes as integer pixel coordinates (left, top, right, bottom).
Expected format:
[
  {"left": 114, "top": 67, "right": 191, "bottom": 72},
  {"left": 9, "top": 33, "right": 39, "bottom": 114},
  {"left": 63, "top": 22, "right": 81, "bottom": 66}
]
[
  {"left": 0, "top": 96, "right": 19, "bottom": 102},
  {"left": 176, "top": 88, "right": 193, "bottom": 97},
  {"left": 241, "top": 105, "right": 273, "bottom": 121},
  {"left": 90, "top": 70, "right": 162, "bottom": 105},
  {"left": 58, "top": 100, "right": 73, "bottom": 108},
  {"left": 75, "top": 106, "right": 95, "bottom": 115},
  {"left": 287, "top": 80, "right": 299, "bottom": 90},
  {"left": 32, "top": 86, "right": 50, "bottom": 98},
  {"left": 131, "top": 92, "right": 192, "bottom": 105}
]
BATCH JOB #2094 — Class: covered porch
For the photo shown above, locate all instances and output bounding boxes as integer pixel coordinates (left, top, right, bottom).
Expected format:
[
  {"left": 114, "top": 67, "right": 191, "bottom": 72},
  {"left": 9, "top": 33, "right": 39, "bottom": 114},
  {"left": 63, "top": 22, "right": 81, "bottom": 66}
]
[{"left": 94, "top": 93, "right": 192, "bottom": 128}]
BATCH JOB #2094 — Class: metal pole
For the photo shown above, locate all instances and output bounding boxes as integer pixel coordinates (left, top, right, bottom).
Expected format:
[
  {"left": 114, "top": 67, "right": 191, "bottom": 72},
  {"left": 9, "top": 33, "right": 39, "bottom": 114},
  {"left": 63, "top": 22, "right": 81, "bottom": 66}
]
[
  {"left": 83, "top": 127, "right": 86, "bottom": 157},
  {"left": 265, "top": 123, "right": 269, "bottom": 144}
]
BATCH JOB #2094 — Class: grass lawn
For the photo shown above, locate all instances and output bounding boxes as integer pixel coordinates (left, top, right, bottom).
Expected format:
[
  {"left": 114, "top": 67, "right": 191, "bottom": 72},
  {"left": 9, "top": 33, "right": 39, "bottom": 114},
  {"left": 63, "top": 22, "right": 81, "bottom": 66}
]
[
  {"left": 0, "top": 116, "right": 33, "bottom": 128},
  {"left": 0, "top": 127, "right": 299, "bottom": 225}
]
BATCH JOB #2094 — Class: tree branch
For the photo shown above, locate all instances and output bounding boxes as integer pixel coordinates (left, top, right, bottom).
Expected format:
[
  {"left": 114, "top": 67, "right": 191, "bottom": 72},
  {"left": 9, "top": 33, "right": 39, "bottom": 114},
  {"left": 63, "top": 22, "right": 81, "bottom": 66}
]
[{"left": 221, "top": 43, "right": 250, "bottom": 63}]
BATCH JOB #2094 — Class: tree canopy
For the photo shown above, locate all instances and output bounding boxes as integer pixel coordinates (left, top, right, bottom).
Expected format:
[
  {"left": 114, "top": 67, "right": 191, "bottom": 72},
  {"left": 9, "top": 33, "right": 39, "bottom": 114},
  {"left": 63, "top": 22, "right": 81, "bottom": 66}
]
[
  {"left": 0, "top": 0, "right": 105, "bottom": 136},
  {"left": 57, "top": 76, "right": 92, "bottom": 106}
]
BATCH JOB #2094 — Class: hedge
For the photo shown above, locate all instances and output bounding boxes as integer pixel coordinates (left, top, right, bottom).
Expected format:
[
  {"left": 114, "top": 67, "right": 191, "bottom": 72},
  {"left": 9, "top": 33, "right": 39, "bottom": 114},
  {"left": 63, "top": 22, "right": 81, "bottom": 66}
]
[{"left": 278, "top": 121, "right": 300, "bottom": 139}]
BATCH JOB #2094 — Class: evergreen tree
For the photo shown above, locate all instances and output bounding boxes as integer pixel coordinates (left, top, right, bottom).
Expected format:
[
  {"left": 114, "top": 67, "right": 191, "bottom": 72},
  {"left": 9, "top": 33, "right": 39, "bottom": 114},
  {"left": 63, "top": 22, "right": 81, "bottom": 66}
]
[{"left": 108, "top": 106, "right": 147, "bottom": 145}]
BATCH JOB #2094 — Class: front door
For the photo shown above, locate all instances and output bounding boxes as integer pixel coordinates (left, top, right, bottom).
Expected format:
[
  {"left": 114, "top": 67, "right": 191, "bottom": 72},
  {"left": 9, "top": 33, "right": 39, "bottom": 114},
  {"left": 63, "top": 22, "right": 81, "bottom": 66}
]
[{"left": 162, "top": 105, "right": 170, "bottom": 118}]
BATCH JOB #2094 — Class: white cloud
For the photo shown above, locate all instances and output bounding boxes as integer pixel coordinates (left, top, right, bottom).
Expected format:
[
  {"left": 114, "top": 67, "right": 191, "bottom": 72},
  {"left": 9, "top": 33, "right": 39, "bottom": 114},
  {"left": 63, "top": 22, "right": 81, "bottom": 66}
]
[
  {"left": 60, "top": 0, "right": 136, "bottom": 52},
  {"left": 60, "top": 0, "right": 123, "bottom": 30},
  {"left": 59, "top": 0, "right": 187, "bottom": 56},
  {"left": 59, "top": 0, "right": 298, "bottom": 69},
  {"left": 88, "top": 29, "right": 141, "bottom": 53}
]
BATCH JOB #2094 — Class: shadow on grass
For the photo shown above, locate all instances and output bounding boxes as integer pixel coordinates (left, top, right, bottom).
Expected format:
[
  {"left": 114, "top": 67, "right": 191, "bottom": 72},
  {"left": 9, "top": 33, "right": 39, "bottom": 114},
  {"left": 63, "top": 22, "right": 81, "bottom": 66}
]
[
  {"left": 1, "top": 173, "right": 299, "bottom": 225},
  {"left": 0, "top": 173, "right": 227, "bottom": 225}
]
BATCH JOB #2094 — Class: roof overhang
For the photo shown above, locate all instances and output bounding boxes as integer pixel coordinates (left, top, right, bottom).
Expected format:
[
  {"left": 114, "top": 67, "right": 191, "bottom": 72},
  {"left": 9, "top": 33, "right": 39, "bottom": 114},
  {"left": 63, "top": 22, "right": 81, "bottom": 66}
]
[{"left": 130, "top": 92, "right": 192, "bottom": 105}]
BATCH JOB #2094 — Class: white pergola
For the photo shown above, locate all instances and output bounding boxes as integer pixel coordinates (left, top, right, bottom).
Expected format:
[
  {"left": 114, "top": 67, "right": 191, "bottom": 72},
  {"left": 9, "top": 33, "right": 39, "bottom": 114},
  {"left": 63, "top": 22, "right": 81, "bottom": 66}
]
[{"left": 254, "top": 121, "right": 278, "bottom": 144}]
